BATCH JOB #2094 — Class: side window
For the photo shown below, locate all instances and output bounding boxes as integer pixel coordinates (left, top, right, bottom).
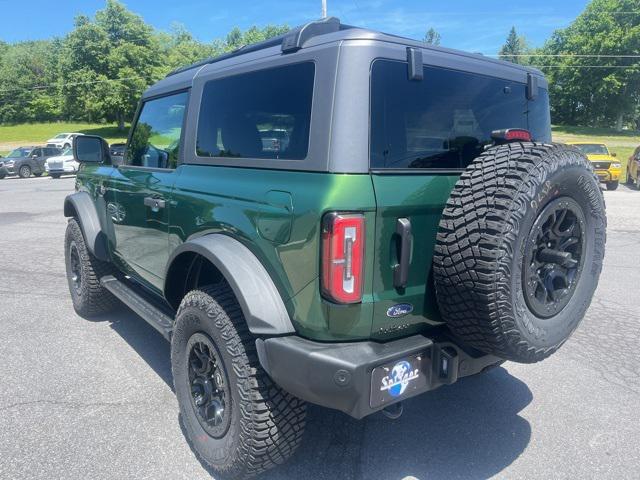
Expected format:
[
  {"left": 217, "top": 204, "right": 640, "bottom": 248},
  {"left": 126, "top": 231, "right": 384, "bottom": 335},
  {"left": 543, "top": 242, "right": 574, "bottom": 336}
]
[
  {"left": 196, "top": 62, "right": 315, "bottom": 161},
  {"left": 370, "top": 60, "right": 529, "bottom": 169},
  {"left": 126, "top": 91, "right": 188, "bottom": 169},
  {"left": 31, "top": 148, "right": 41, "bottom": 157}
]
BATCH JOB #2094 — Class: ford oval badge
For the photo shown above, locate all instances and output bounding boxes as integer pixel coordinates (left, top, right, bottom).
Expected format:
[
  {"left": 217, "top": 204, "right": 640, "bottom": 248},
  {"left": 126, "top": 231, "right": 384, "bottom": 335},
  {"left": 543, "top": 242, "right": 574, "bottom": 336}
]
[{"left": 386, "top": 303, "right": 413, "bottom": 318}]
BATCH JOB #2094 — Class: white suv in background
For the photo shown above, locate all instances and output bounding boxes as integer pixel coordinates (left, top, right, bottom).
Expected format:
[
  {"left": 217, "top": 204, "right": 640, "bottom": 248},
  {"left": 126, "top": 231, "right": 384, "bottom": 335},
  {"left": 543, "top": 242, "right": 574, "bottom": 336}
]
[
  {"left": 45, "top": 148, "right": 79, "bottom": 178},
  {"left": 46, "top": 133, "right": 84, "bottom": 150}
]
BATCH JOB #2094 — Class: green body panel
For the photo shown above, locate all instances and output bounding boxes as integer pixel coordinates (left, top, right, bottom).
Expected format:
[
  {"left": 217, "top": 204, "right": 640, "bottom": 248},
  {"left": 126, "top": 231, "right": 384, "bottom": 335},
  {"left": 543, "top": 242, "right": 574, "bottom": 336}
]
[
  {"left": 169, "top": 165, "right": 377, "bottom": 340},
  {"left": 369, "top": 173, "right": 460, "bottom": 339},
  {"left": 77, "top": 163, "right": 460, "bottom": 342},
  {"left": 109, "top": 166, "right": 180, "bottom": 291}
]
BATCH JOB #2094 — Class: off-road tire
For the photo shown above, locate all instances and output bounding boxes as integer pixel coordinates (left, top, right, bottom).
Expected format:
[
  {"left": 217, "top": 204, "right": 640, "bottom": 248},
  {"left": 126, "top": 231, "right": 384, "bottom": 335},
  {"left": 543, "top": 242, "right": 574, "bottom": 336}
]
[
  {"left": 606, "top": 180, "right": 619, "bottom": 191},
  {"left": 64, "top": 218, "right": 119, "bottom": 316},
  {"left": 18, "top": 165, "right": 31, "bottom": 178},
  {"left": 171, "top": 283, "right": 306, "bottom": 479},
  {"left": 434, "top": 143, "right": 606, "bottom": 363}
]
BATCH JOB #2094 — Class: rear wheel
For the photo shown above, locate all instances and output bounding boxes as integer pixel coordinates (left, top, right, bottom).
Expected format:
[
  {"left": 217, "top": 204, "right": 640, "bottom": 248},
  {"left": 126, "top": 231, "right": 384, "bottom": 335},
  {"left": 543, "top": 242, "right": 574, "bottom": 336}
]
[
  {"left": 434, "top": 143, "right": 606, "bottom": 363},
  {"left": 171, "top": 283, "right": 306, "bottom": 479},
  {"left": 18, "top": 165, "right": 31, "bottom": 178}
]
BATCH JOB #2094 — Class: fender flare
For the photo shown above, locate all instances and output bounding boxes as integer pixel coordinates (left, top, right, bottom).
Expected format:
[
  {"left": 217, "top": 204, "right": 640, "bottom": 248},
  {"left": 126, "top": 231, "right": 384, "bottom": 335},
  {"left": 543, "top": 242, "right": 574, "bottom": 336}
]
[
  {"left": 165, "top": 235, "right": 295, "bottom": 336},
  {"left": 63, "top": 192, "right": 109, "bottom": 261}
]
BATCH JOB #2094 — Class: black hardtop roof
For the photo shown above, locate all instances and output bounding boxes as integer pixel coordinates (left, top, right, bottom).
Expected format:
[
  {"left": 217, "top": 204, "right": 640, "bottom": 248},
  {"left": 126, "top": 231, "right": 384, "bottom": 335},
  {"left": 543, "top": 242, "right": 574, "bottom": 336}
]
[{"left": 147, "top": 17, "right": 543, "bottom": 98}]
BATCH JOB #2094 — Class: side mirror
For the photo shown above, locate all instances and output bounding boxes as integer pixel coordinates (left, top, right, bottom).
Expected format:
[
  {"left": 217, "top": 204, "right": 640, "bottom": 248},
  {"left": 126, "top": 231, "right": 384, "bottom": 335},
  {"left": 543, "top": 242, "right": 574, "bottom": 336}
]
[
  {"left": 73, "top": 135, "right": 110, "bottom": 164},
  {"left": 32, "top": 154, "right": 38, "bottom": 158}
]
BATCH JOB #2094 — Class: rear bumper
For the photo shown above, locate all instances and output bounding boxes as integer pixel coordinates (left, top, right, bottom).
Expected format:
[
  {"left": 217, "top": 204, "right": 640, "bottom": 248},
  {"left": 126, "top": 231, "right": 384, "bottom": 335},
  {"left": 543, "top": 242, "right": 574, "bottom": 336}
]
[{"left": 256, "top": 334, "right": 499, "bottom": 419}]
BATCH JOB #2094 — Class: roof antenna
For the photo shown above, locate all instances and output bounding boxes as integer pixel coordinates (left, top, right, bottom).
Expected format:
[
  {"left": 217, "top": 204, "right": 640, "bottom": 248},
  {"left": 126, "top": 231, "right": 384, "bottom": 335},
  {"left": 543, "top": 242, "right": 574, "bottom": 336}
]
[{"left": 321, "top": 0, "right": 327, "bottom": 18}]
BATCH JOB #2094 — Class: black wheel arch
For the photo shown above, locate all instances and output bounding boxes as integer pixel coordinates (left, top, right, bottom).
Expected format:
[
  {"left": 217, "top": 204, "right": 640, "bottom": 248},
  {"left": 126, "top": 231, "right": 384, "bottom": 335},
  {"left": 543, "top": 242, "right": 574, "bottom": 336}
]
[
  {"left": 63, "top": 192, "right": 110, "bottom": 261},
  {"left": 164, "top": 234, "right": 295, "bottom": 336}
]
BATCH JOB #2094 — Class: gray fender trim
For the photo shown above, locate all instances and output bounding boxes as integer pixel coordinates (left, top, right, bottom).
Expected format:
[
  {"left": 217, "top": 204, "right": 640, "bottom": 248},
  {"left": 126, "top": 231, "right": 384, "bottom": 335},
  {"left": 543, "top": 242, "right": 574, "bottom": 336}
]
[
  {"left": 63, "top": 192, "right": 109, "bottom": 261},
  {"left": 166, "top": 235, "right": 295, "bottom": 336}
]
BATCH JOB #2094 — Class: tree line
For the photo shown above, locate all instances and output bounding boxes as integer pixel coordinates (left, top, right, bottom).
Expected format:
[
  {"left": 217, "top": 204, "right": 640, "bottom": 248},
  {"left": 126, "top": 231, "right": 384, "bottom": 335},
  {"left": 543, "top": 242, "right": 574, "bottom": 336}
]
[
  {"left": 1, "top": 0, "right": 638, "bottom": 130},
  {"left": 0, "top": 0, "right": 288, "bottom": 128}
]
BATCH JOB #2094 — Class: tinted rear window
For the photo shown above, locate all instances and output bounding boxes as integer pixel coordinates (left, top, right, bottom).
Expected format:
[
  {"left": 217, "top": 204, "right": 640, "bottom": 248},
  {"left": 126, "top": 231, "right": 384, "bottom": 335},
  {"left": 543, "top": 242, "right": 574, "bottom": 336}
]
[
  {"left": 370, "top": 60, "right": 551, "bottom": 169},
  {"left": 196, "top": 62, "right": 315, "bottom": 161}
]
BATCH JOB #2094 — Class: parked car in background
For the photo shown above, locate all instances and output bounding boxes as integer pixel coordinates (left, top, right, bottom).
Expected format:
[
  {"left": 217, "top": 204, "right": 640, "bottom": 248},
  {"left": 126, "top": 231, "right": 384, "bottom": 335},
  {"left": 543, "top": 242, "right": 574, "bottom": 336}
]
[
  {"left": 109, "top": 142, "right": 126, "bottom": 166},
  {"left": 626, "top": 145, "right": 640, "bottom": 189},
  {"left": 569, "top": 142, "right": 622, "bottom": 190},
  {"left": 259, "top": 128, "right": 290, "bottom": 153},
  {"left": 46, "top": 133, "right": 84, "bottom": 150},
  {"left": 0, "top": 146, "right": 61, "bottom": 179},
  {"left": 46, "top": 147, "right": 79, "bottom": 179}
]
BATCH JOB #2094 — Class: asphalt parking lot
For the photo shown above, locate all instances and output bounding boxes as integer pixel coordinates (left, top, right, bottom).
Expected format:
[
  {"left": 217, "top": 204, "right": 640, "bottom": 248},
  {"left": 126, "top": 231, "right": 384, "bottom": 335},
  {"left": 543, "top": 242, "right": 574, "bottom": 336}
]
[{"left": 1, "top": 175, "right": 638, "bottom": 480}]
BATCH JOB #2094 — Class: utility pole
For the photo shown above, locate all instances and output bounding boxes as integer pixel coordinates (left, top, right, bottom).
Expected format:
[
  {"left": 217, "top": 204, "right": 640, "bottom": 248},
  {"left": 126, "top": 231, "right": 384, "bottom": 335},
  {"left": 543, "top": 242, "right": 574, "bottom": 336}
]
[{"left": 321, "top": 0, "right": 327, "bottom": 18}]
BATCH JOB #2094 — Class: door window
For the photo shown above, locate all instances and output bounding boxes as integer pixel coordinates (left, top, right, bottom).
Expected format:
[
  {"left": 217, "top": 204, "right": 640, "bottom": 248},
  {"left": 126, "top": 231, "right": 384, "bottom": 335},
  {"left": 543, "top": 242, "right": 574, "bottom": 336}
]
[
  {"left": 126, "top": 91, "right": 189, "bottom": 169},
  {"left": 31, "top": 148, "right": 42, "bottom": 157}
]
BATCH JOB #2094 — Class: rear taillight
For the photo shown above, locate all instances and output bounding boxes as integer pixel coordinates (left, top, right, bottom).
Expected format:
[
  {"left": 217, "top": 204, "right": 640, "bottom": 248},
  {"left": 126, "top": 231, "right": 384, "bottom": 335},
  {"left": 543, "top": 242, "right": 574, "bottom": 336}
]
[{"left": 321, "top": 213, "right": 365, "bottom": 304}]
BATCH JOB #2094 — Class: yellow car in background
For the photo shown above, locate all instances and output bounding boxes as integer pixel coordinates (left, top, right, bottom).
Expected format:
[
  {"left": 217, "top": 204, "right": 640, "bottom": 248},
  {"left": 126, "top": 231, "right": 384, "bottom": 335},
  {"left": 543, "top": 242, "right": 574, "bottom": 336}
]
[{"left": 569, "top": 142, "right": 622, "bottom": 190}]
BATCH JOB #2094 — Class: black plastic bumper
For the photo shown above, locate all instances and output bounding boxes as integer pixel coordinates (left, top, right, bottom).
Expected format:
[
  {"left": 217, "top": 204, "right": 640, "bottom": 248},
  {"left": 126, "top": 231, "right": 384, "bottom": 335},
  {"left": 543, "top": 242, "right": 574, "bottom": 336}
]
[{"left": 256, "top": 334, "right": 500, "bottom": 419}]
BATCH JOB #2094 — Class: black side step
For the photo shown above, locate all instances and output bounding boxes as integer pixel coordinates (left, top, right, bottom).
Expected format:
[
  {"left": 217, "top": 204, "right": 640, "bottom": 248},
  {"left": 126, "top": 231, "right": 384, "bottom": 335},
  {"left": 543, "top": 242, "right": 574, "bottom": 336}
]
[{"left": 101, "top": 275, "right": 174, "bottom": 340}]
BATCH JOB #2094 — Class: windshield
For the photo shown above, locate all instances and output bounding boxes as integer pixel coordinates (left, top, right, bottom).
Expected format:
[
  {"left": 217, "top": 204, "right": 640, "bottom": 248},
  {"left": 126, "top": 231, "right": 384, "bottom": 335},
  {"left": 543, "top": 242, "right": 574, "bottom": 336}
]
[
  {"left": 574, "top": 144, "right": 609, "bottom": 155},
  {"left": 54, "top": 134, "right": 68, "bottom": 139},
  {"left": 7, "top": 147, "right": 32, "bottom": 158}
]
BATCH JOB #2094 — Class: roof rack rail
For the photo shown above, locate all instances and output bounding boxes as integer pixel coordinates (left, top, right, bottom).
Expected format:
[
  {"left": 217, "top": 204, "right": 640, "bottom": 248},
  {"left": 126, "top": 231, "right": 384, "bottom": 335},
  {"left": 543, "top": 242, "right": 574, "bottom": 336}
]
[{"left": 165, "top": 17, "right": 346, "bottom": 78}]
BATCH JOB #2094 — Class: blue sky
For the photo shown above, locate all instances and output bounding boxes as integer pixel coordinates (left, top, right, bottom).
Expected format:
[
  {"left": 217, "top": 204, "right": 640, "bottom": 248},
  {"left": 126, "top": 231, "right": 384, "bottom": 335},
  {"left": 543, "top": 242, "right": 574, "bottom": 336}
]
[{"left": 1, "top": 0, "right": 589, "bottom": 53}]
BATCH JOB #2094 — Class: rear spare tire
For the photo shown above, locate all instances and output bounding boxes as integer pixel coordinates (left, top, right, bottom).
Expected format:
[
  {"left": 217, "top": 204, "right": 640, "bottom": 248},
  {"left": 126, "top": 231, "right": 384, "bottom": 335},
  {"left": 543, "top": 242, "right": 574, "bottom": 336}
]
[{"left": 434, "top": 143, "right": 606, "bottom": 363}]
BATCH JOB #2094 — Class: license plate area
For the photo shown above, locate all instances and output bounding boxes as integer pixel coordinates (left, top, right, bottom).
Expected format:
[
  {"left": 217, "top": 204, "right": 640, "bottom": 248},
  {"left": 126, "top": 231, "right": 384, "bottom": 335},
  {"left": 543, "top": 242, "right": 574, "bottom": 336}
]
[{"left": 369, "top": 351, "right": 430, "bottom": 408}]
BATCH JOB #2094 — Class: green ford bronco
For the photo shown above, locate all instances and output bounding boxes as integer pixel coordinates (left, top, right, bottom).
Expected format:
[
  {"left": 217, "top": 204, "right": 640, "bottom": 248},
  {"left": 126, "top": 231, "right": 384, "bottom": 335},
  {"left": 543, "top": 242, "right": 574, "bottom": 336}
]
[{"left": 64, "top": 18, "right": 606, "bottom": 479}]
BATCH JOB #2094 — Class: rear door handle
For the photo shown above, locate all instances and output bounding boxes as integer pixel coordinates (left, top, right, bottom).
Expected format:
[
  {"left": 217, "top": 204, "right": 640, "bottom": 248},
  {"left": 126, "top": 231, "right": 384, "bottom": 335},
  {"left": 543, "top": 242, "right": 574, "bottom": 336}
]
[
  {"left": 144, "top": 196, "right": 166, "bottom": 212},
  {"left": 393, "top": 218, "right": 412, "bottom": 289}
]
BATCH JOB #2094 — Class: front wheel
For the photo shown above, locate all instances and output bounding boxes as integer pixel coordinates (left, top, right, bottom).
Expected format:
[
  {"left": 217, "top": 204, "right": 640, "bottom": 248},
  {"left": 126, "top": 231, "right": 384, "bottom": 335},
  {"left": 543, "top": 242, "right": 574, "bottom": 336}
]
[
  {"left": 171, "top": 283, "right": 306, "bottom": 479},
  {"left": 18, "top": 165, "right": 31, "bottom": 178},
  {"left": 606, "top": 180, "right": 619, "bottom": 191},
  {"left": 64, "top": 218, "right": 119, "bottom": 316}
]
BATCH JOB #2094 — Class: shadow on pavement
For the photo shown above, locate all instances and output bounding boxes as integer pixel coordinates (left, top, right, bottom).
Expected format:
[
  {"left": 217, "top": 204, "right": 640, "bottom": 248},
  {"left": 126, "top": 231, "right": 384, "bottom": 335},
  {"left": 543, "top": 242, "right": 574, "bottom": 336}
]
[
  {"left": 265, "top": 367, "right": 532, "bottom": 480},
  {"left": 92, "top": 307, "right": 174, "bottom": 390},
  {"left": 96, "top": 308, "right": 532, "bottom": 480}
]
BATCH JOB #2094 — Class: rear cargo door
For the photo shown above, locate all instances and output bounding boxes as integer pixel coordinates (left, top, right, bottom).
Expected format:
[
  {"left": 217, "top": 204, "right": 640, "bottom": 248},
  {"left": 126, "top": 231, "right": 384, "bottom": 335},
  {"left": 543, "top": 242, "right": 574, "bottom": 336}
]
[{"left": 369, "top": 59, "right": 530, "bottom": 338}]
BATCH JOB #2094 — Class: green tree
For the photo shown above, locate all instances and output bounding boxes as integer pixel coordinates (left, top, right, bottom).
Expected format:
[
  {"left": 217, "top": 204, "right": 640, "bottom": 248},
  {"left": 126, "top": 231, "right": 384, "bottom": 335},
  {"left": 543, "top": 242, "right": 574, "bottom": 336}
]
[
  {"left": 61, "top": 0, "right": 162, "bottom": 129},
  {"left": 0, "top": 40, "right": 61, "bottom": 123},
  {"left": 499, "top": 26, "right": 530, "bottom": 64},
  {"left": 540, "top": 0, "right": 640, "bottom": 129},
  {"left": 424, "top": 28, "right": 441, "bottom": 46}
]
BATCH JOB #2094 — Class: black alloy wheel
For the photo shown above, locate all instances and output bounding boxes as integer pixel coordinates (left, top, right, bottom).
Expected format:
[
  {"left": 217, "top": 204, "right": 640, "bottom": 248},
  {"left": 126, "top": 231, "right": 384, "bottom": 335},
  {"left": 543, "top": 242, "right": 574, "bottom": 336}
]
[
  {"left": 522, "top": 197, "right": 586, "bottom": 319},
  {"left": 68, "top": 240, "right": 82, "bottom": 295},
  {"left": 187, "top": 332, "right": 231, "bottom": 439}
]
